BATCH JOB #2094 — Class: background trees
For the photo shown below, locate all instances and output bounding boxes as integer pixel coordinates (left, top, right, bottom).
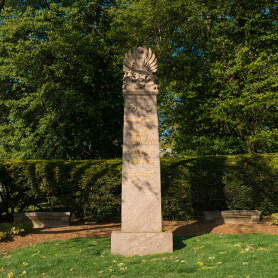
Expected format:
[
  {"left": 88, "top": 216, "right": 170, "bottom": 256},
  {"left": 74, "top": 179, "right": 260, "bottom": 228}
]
[
  {"left": 0, "top": 0, "right": 123, "bottom": 159},
  {"left": 1, "top": 0, "right": 278, "bottom": 158}
]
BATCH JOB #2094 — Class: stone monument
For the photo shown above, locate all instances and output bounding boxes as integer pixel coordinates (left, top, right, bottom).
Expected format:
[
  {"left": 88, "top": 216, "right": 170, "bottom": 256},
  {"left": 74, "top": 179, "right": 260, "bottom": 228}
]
[{"left": 111, "top": 46, "right": 173, "bottom": 255}]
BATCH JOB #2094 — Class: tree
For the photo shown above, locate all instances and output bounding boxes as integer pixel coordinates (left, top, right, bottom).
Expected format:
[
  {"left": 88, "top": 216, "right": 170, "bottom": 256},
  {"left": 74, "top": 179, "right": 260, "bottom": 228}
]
[
  {"left": 1, "top": 0, "right": 278, "bottom": 158},
  {"left": 0, "top": 0, "right": 123, "bottom": 159},
  {"left": 111, "top": 0, "right": 278, "bottom": 155}
]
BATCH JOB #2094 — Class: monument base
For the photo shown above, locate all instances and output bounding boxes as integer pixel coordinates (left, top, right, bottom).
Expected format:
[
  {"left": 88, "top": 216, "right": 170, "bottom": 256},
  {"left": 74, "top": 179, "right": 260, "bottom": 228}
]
[{"left": 111, "top": 231, "right": 173, "bottom": 255}]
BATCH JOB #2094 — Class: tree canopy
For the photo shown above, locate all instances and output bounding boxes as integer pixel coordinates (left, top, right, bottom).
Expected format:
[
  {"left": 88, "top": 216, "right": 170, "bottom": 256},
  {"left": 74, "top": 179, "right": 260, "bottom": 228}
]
[
  {"left": 0, "top": 0, "right": 123, "bottom": 159},
  {"left": 1, "top": 0, "right": 278, "bottom": 158}
]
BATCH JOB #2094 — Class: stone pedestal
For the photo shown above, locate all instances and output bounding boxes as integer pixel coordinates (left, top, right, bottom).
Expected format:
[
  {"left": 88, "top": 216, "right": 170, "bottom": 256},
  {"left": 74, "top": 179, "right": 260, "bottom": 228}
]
[
  {"left": 111, "top": 231, "right": 173, "bottom": 256},
  {"left": 111, "top": 46, "right": 173, "bottom": 255}
]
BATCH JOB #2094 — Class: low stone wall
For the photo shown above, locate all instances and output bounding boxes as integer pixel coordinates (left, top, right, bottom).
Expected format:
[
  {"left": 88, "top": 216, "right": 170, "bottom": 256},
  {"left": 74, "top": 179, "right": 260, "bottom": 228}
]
[
  {"left": 204, "top": 210, "right": 261, "bottom": 224},
  {"left": 13, "top": 212, "right": 71, "bottom": 228}
]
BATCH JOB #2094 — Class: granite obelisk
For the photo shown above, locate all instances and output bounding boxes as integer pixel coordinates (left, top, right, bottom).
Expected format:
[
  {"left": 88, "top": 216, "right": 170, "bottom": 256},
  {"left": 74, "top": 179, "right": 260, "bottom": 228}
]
[{"left": 111, "top": 46, "right": 173, "bottom": 255}]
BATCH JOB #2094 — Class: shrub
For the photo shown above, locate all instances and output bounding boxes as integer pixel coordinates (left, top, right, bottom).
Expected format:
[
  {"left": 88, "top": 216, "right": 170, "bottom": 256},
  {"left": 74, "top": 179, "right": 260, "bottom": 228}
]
[
  {"left": 222, "top": 155, "right": 278, "bottom": 215},
  {"left": 162, "top": 154, "right": 278, "bottom": 219},
  {"left": 0, "top": 222, "right": 33, "bottom": 241},
  {"left": 0, "top": 154, "right": 277, "bottom": 221},
  {"left": 270, "top": 213, "right": 278, "bottom": 225},
  {"left": 0, "top": 159, "right": 122, "bottom": 221}
]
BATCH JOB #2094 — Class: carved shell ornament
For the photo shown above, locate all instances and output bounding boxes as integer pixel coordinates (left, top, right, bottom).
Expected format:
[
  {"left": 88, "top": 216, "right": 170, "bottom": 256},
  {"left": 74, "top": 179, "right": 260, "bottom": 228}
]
[
  {"left": 123, "top": 46, "right": 158, "bottom": 91},
  {"left": 123, "top": 46, "right": 158, "bottom": 73}
]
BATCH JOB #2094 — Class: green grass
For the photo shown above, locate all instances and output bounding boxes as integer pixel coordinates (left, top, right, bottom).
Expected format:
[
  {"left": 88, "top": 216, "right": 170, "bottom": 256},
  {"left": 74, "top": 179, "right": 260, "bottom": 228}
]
[{"left": 1, "top": 234, "right": 278, "bottom": 277}]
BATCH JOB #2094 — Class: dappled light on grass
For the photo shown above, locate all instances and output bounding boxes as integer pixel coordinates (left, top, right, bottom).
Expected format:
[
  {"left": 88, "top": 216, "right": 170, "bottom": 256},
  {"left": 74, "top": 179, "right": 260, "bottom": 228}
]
[{"left": 0, "top": 234, "right": 278, "bottom": 277}]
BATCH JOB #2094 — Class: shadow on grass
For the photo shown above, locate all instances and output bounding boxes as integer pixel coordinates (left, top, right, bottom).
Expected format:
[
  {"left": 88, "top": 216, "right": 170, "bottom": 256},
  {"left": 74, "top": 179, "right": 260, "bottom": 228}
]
[
  {"left": 172, "top": 219, "right": 222, "bottom": 236},
  {"left": 173, "top": 236, "right": 192, "bottom": 251}
]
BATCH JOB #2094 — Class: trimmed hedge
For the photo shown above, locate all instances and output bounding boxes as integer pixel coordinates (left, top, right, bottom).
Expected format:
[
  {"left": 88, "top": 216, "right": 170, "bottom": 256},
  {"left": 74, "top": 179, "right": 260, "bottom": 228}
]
[
  {"left": 0, "top": 159, "right": 122, "bottom": 222},
  {"left": 0, "top": 154, "right": 277, "bottom": 221},
  {"left": 161, "top": 154, "right": 278, "bottom": 219}
]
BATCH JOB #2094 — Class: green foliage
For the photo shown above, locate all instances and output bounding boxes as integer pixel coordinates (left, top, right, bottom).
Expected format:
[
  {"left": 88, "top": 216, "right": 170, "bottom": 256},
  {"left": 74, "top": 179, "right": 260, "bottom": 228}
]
[
  {"left": 162, "top": 154, "right": 278, "bottom": 219},
  {"left": 1, "top": 234, "right": 278, "bottom": 277},
  {"left": 0, "top": 154, "right": 277, "bottom": 221},
  {"left": 0, "top": 147, "right": 7, "bottom": 159},
  {"left": 0, "top": 0, "right": 123, "bottom": 159},
  {"left": 1, "top": 1, "right": 278, "bottom": 159},
  {"left": 111, "top": 0, "right": 278, "bottom": 155},
  {"left": 0, "top": 159, "right": 122, "bottom": 221},
  {"left": 161, "top": 156, "right": 227, "bottom": 220},
  {"left": 270, "top": 213, "right": 278, "bottom": 225},
  {"left": 223, "top": 155, "right": 278, "bottom": 213},
  {"left": 0, "top": 222, "right": 32, "bottom": 241}
]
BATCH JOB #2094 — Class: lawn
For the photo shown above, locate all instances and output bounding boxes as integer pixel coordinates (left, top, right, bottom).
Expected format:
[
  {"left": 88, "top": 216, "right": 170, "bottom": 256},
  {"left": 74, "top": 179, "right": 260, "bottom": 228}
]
[{"left": 1, "top": 234, "right": 278, "bottom": 277}]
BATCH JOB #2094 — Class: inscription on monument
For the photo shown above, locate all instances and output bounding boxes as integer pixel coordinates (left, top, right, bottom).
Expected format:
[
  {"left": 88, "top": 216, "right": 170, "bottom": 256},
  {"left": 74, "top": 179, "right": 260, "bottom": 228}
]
[{"left": 125, "top": 118, "right": 156, "bottom": 146}]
